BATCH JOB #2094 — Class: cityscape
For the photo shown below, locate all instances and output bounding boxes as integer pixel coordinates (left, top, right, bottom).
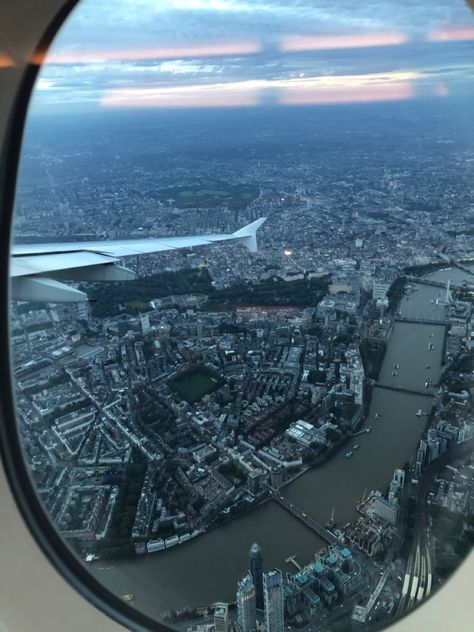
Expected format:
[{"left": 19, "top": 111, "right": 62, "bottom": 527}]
[
  {"left": 11, "top": 100, "right": 474, "bottom": 631},
  {"left": 9, "top": 0, "right": 474, "bottom": 630}
]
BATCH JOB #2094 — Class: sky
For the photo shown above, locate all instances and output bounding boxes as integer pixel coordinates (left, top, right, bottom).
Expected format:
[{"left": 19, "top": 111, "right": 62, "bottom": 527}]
[{"left": 29, "top": 0, "right": 474, "bottom": 113}]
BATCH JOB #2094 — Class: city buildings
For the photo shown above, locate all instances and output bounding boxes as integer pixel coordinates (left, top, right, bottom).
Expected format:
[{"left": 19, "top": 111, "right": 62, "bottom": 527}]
[
  {"left": 351, "top": 604, "right": 368, "bottom": 631},
  {"left": 214, "top": 603, "right": 229, "bottom": 632},
  {"left": 237, "top": 573, "right": 257, "bottom": 632},
  {"left": 250, "top": 543, "right": 264, "bottom": 610},
  {"left": 372, "top": 281, "right": 391, "bottom": 302},
  {"left": 263, "top": 570, "right": 284, "bottom": 632},
  {"left": 285, "top": 420, "right": 327, "bottom": 447},
  {"left": 10, "top": 96, "right": 474, "bottom": 631}
]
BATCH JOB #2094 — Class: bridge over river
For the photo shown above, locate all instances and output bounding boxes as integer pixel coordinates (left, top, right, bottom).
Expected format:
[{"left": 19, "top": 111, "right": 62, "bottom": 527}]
[
  {"left": 270, "top": 490, "right": 339, "bottom": 545},
  {"left": 394, "top": 317, "right": 447, "bottom": 326},
  {"left": 375, "top": 383, "right": 434, "bottom": 397},
  {"left": 406, "top": 273, "right": 474, "bottom": 290},
  {"left": 94, "top": 268, "right": 465, "bottom": 615},
  {"left": 405, "top": 276, "right": 448, "bottom": 289}
]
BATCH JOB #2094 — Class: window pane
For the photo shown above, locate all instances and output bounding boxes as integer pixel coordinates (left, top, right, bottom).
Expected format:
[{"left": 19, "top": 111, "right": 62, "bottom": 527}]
[{"left": 10, "top": 1, "right": 474, "bottom": 630}]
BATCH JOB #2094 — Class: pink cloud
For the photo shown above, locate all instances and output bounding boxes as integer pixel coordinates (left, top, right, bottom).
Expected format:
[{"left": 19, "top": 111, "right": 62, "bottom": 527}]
[
  {"left": 32, "top": 41, "right": 262, "bottom": 66},
  {"left": 280, "top": 32, "right": 408, "bottom": 53}
]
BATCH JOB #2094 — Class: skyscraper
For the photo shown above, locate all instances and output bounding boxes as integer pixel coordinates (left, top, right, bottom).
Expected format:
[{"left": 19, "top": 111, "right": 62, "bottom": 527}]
[
  {"left": 263, "top": 570, "right": 284, "bottom": 632},
  {"left": 214, "top": 603, "right": 229, "bottom": 632},
  {"left": 249, "top": 542, "right": 264, "bottom": 609},
  {"left": 237, "top": 572, "right": 257, "bottom": 632},
  {"left": 427, "top": 428, "right": 441, "bottom": 462},
  {"left": 388, "top": 468, "right": 405, "bottom": 504}
]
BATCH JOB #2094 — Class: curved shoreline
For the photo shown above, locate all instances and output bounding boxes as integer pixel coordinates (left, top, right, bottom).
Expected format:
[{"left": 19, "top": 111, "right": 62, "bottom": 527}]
[
  {"left": 92, "top": 274, "right": 463, "bottom": 616},
  {"left": 103, "top": 276, "right": 449, "bottom": 561}
]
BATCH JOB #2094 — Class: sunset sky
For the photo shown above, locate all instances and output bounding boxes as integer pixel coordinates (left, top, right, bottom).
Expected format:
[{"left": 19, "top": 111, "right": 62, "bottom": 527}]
[{"left": 29, "top": 0, "right": 474, "bottom": 113}]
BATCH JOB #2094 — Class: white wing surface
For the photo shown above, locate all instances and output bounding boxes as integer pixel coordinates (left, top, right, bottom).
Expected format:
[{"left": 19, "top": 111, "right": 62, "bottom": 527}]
[{"left": 10, "top": 218, "right": 266, "bottom": 302}]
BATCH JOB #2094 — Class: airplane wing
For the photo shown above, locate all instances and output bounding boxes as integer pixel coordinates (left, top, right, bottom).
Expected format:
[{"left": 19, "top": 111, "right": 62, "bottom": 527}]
[{"left": 10, "top": 217, "right": 266, "bottom": 302}]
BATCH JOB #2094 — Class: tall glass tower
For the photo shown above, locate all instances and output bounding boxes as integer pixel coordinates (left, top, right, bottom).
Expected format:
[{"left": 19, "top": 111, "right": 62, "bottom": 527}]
[
  {"left": 236, "top": 572, "right": 257, "bottom": 632},
  {"left": 263, "top": 570, "right": 284, "bottom": 632},
  {"left": 249, "top": 542, "right": 264, "bottom": 609},
  {"left": 214, "top": 603, "right": 229, "bottom": 632}
]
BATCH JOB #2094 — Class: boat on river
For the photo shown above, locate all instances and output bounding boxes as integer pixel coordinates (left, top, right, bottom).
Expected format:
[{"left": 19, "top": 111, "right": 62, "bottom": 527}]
[{"left": 345, "top": 451, "right": 353, "bottom": 459}]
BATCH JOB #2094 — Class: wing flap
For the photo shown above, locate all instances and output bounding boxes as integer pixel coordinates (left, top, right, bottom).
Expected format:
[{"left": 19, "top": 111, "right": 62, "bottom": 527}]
[
  {"left": 11, "top": 277, "right": 88, "bottom": 302},
  {"left": 11, "top": 251, "right": 120, "bottom": 278}
]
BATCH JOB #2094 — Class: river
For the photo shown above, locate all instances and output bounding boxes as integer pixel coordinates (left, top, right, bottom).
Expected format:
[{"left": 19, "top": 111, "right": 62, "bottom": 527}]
[
  {"left": 90, "top": 273, "right": 471, "bottom": 620},
  {"left": 424, "top": 266, "right": 474, "bottom": 287}
]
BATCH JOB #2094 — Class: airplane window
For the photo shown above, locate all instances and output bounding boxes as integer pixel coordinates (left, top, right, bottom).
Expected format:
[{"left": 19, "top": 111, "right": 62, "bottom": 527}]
[{"left": 8, "top": 0, "right": 474, "bottom": 630}]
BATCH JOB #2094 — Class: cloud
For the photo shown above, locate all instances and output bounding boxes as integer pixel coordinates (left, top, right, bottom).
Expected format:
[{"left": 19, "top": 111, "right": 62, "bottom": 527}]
[
  {"left": 280, "top": 32, "right": 408, "bottom": 52},
  {"left": 38, "top": 41, "right": 261, "bottom": 65},
  {"left": 29, "top": 0, "right": 474, "bottom": 112},
  {"left": 156, "top": 61, "right": 222, "bottom": 74},
  {"left": 48, "top": 0, "right": 473, "bottom": 52},
  {"left": 427, "top": 26, "right": 474, "bottom": 42},
  {"left": 100, "top": 70, "right": 426, "bottom": 109},
  {"left": 36, "top": 78, "right": 56, "bottom": 91}
]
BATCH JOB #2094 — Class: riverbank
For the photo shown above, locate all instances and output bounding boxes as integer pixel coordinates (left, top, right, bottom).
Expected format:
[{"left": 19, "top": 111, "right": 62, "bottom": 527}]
[
  {"left": 146, "top": 418, "right": 363, "bottom": 556},
  {"left": 92, "top": 276, "right": 451, "bottom": 616}
]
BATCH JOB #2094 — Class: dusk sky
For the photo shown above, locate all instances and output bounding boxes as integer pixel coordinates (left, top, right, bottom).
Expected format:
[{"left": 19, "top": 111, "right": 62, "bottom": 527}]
[{"left": 30, "top": 0, "right": 474, "bottom": 113}]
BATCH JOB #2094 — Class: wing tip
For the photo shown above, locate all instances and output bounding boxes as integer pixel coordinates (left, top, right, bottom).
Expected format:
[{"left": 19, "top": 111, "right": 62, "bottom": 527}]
[{"left": 232, "top": 217, "right": 267, "bottom": 252}]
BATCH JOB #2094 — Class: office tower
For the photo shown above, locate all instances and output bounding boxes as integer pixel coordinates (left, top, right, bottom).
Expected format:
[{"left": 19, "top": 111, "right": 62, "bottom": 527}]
[
  {"left": 247, "top": 470, "right": 261, "bottom": 496},
  {"left": 140, "top": 313, "right": 151, "bottom": 335},
  {"left": 388, "top": 468, "right": 405, "bottom": 504},
  {"left": 427, "top": 428, "right": 440, "bottom": 462},
  {"left": 249, "top": 542, "right": 264, "bottom": 609},
  {"left": 237, "top": 573, "right": 257, "bottom": 632},
  {"left": 214, "top": 603, "right": 229, "bottom": 632},
  {"left": 351, "top": 604, "right": 367, "bottom": 631},
  {"left": 263, "top": 570, "right": 284, "bottom": 632}
]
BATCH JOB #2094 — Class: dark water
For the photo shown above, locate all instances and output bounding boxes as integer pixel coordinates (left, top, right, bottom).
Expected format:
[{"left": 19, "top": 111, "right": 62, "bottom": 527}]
[
  {"left": 285, "top": 387, "right": 433, "bottom": 526},
  {"left": 91, "top": 278, "right": 452, "bottom": 618},
  {"left": 399, "top": 283, "right": 448, "bottom": 321},
  {"left": 91, "top": 502, "right": 324, "bottom": 619},
  {"left": 378, "top": 321, "right": 444, "bottom": 391},
  {"left": 424, "top": 267, "right": 474, "bottom": 286}
]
